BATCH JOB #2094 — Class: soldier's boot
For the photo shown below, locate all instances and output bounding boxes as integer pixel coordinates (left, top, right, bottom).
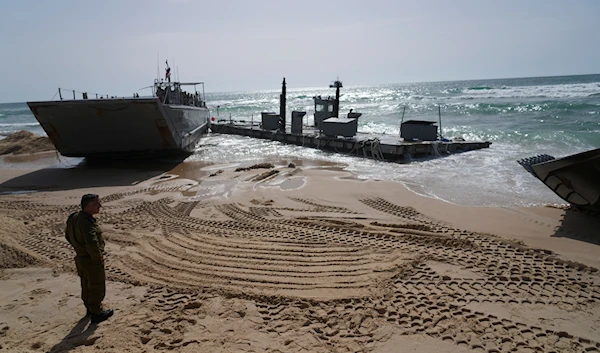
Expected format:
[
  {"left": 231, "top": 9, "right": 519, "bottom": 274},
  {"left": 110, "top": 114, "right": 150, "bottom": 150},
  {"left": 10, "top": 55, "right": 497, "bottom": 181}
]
[{"left": 91, "top": 309, "right": 114, "bottom": 324}]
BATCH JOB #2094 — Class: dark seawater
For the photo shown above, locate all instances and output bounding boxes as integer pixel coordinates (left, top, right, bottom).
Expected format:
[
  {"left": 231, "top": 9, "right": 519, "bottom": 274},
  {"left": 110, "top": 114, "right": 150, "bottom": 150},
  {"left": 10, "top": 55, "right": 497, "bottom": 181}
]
[{"left": 2, "top": 74, "right": 599, "bottom": 207}]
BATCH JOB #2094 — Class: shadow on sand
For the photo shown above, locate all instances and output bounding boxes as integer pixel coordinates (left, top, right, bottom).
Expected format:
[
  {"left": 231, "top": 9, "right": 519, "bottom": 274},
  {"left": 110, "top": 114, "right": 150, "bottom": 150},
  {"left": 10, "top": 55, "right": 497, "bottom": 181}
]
[
  {"left": 0, "top": 157, "right": 186, "bottom": 193},
  {"left": 552, "top": 208, "right": 600, "bottom": 246},
  {"left": 47, "top": 316, "right": 98, "bottom": 353}
]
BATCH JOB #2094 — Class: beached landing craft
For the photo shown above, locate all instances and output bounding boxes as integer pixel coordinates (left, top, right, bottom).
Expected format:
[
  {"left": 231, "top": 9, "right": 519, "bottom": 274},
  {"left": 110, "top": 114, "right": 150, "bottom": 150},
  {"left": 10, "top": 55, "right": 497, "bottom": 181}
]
[
  {"left": 518, "top": 148, "right": 600, "bottom": 212},
  {"left": 27, "top": 62, "right": 211, "bottom": 158}
]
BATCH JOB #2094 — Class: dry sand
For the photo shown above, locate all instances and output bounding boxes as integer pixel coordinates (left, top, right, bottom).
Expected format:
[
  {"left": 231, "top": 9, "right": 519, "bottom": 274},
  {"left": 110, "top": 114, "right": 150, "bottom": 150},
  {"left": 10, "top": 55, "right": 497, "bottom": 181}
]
[{"left": 1, "top": 151, "right": 599, "bottom": 353}]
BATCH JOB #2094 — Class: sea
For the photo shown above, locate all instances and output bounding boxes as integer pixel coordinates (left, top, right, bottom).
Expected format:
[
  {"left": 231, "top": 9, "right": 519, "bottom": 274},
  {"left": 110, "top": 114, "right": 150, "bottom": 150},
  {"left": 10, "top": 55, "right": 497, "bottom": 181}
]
[{"left": 1, "top": 74, "right": 599, "bottom": 208}]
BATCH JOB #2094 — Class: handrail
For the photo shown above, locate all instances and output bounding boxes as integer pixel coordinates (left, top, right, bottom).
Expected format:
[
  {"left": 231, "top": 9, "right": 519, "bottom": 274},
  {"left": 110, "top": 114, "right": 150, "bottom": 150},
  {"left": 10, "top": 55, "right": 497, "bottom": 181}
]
[
  {"left": 57, "top": 87, "right": 128, "bottom": 101},
  {"left": 55, "top": 84, "right": 207, "bottom": 108}
]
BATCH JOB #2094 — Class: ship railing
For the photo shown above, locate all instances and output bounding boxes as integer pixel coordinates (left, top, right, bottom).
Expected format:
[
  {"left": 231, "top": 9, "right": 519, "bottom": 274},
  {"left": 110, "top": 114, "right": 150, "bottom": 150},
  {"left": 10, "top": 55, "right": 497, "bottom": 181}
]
[
  {"left": 52, "top": 84, "right": 207, "bottom": 107},
  {"left": 54, "top": 87, "right": 141, "bottom": 101}
]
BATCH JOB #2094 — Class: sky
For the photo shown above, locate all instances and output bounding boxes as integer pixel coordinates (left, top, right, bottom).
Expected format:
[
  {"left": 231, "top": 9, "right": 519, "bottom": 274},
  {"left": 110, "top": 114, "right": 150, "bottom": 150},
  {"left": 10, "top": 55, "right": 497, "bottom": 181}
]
[{"left": 1, "top": 0, "right": 599, "bottom": 103}]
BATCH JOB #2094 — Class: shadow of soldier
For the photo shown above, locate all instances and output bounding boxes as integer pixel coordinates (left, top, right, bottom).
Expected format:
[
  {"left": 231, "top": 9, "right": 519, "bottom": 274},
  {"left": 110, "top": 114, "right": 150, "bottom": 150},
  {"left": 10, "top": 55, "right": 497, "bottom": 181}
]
[{"left": 47, "top": 316, "right": 99, "bottom": 353}]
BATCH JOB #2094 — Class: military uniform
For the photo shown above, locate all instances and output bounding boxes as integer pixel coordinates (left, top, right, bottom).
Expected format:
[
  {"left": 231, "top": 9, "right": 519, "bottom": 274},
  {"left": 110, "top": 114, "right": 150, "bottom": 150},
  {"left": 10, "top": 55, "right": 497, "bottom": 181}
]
[{"left": 65, "top": 211, "right": 106, "bottom": 315}]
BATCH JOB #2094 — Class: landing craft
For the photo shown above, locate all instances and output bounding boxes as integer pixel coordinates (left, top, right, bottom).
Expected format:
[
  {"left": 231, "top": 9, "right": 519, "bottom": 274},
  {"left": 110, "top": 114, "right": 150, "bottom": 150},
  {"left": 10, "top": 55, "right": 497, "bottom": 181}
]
[
  {"left": 518, "top": 148, "right": 600, "bottom": 212},
  {"left": 27, "top": 62, "right": 210, "bottom": 159}
]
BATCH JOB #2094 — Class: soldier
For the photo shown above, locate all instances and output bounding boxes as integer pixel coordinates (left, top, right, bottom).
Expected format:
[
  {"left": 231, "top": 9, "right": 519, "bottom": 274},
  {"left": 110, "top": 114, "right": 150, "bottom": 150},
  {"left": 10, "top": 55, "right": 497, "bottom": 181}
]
[{"left": 65, "top": 194, "right": 114, "bottom": 324}]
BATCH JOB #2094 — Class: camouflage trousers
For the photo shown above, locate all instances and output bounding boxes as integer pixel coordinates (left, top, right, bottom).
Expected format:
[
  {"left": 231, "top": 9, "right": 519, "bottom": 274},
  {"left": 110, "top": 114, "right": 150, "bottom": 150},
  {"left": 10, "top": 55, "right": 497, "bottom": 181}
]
[{"left": 74, "top": 256, "right": 106, "bottom": 315}]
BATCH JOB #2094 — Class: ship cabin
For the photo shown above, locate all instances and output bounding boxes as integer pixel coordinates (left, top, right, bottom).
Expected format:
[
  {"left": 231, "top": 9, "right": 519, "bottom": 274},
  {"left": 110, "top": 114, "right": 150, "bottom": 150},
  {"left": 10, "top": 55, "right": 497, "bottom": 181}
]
[
  {"left": 313, "top": 96, "right": 336, "bottom": 129},
  {"left": 154, "top": 80, "right": 206, "bottom": 108}
]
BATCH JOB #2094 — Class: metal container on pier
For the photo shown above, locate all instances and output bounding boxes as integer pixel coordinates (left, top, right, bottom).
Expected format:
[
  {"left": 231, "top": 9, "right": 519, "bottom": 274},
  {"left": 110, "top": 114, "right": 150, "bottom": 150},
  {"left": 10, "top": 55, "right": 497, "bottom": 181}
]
[{"left": 291, "top": 111, "right": 306, "bottom": 134}]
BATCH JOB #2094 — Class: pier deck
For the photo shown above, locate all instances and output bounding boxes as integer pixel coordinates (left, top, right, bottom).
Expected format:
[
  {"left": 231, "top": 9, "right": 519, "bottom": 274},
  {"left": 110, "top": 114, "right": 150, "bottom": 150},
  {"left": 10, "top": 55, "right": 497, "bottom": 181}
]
[{"left": 210, "top": 122, "right": 491, "bottom": 162}]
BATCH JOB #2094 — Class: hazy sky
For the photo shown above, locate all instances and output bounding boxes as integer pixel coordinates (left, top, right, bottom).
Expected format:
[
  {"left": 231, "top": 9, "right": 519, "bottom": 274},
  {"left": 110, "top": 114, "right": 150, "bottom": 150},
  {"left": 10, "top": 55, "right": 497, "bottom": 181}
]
[{"left": 1, "top": 0, "right": 599, "bottom": 103}]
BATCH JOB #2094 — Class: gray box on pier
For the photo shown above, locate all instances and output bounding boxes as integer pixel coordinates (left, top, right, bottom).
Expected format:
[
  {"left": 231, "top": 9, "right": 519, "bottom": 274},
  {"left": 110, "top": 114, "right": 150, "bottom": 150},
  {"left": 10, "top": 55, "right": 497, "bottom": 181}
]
[
  {"left": 401, "top": 120, "right": 438, "bottom": 141},
  {"left": 291, "top": 111, "right": 306, "bottom": 134},
  {"left": 322, "top": 117, "right": 358, "bottom": 138},
  {"left": 261, "top": 112, "right": 280, "bottom": 131}
]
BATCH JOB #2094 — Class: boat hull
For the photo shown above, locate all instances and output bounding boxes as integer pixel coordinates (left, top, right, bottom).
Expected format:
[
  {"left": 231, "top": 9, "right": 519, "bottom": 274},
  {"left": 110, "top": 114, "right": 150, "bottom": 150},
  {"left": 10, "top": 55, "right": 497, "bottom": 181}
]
[
  {"left": 518, "top": 148, "right": 600, "bottom": 212},
  {"left": 27, "top": 98, "right": 210, "bottom": 158}
]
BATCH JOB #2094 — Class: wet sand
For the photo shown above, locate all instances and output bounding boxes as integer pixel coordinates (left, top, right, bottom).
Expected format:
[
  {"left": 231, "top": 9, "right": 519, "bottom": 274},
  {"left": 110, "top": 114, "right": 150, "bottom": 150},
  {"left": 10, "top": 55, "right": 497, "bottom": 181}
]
[{"left": 1, "top": 154, "right": 599, "bottom": 352}]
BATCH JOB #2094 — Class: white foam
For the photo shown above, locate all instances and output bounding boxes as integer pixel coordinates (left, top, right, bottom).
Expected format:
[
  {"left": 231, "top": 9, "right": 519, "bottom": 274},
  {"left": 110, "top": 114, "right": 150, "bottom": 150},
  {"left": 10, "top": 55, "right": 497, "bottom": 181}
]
[
  {"left": 460, "top": 82, "right": 600, "bottom": 99},
  {"left": 0, "top": 123, "right": 40, "bottom": 127}
]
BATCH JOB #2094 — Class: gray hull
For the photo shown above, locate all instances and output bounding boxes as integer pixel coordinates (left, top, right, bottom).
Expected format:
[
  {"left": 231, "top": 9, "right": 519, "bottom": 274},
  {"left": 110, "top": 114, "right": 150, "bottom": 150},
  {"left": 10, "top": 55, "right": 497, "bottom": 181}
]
[
  {"left": 27, "top": 98, "right": 210, "bottom": 158},
  {"left": 518, "top": 148, "right": 600, "bottom": 212}
]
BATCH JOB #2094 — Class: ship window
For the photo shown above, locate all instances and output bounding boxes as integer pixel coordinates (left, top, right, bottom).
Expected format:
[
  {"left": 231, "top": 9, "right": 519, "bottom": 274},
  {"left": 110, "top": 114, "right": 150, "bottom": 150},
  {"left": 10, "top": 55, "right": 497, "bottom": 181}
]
[
  {"left": 328, "top": 105, "right": 334, "bottom": 112},
  {"left": 316, "top": 104, "right": 325, "bottom": 112}
]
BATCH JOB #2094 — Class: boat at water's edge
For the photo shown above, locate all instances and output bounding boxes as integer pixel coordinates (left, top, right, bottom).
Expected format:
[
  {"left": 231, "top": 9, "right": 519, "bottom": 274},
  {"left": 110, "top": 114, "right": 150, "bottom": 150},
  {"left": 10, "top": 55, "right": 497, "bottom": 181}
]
[
  {"left": 27, "top": 69, "right": 210, "bottom": 159},
  {"left": 518, "top": 148, "right": 600, "bottom": 212}
]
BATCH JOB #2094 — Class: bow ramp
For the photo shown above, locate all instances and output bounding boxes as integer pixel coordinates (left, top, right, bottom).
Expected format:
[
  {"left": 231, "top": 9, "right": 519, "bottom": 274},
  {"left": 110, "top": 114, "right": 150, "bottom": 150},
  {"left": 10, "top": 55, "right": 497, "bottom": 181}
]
[{"left": 518, "top": 148, "right": 600, "bottom": 212}]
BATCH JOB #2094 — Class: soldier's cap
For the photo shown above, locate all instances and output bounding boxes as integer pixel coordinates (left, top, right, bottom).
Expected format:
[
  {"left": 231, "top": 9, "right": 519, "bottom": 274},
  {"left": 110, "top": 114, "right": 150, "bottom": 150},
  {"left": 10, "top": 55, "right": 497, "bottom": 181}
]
[{"left": 81, "top": 194, "right": 99, "bottom": 210}]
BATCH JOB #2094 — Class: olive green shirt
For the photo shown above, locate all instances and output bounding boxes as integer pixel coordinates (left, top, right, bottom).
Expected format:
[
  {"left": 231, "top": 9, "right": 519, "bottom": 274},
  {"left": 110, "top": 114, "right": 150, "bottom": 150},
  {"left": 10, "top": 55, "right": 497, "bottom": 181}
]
[{"left": 65, "top": 211, "right": 105, "bottom": 262}]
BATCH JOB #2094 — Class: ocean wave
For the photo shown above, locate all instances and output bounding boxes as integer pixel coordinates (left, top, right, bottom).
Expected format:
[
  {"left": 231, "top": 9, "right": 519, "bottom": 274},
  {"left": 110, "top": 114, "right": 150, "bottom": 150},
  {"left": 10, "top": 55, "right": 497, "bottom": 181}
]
[
  {"left": 358, "top": 121, "right": 399, "bottom": 135},
  {"left": 443, "top": 101, "right": 600, "bottom": 116},
  {"left": 461, "top": 81, "right": 600, "bottom": 99},
  {"left": 441, "top": 88, "right": 461, "bottom": 94},
  {"left": 0, "top": 106, "right": 31, "bottom": 113},
  {"left": 0, "top": 123, "right": 40, "bottom": 127},
  {"left": 467, "top": 86, "right": 494, "bottom": 90}
]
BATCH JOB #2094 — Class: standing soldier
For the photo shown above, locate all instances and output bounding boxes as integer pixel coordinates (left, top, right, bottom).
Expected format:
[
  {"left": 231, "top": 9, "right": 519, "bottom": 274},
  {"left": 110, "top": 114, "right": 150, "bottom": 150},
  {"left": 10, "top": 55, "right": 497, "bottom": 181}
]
[{"left": 65, "top": 194, "right": 114, "bottom": 324}]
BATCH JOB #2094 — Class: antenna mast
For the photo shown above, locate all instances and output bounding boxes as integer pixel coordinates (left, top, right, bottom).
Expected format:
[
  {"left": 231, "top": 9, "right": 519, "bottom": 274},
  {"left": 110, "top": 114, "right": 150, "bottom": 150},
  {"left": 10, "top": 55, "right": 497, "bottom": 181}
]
[
  {"left": 399, "top": 105, "right": 406, "bottom": 138},
  {"left": 329, "top": 79, "right": 343, "bottom": 118},
  {"left": 438, "top": 104, "right": 443, "bottom": 139},
  {"left": 172, "top": 58, "right": 176, "bottom": 81}
]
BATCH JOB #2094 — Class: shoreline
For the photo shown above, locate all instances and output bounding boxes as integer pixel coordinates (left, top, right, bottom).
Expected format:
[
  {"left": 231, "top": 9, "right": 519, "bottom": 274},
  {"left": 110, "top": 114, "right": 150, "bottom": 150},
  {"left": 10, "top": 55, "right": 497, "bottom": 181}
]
[{"left": 1, "top": 152, "right": 597, "bottom": 267}]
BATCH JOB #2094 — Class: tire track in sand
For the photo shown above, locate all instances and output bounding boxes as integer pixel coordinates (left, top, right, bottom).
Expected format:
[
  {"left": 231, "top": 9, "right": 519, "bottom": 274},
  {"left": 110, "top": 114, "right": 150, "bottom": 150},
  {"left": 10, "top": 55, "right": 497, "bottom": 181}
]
[{"left": 2, "top": 193, "right": 599, "bottom": 352}]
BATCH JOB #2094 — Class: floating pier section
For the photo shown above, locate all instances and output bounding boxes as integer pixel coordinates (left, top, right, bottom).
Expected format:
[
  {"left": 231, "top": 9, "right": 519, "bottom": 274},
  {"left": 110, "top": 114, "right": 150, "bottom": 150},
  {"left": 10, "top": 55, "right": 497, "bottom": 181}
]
[
  {"left": 210, "top": 123, "right": 491, "bottom": 162},
  {"left": 210, "top": 77, "right": 491, "bottom": 162}
]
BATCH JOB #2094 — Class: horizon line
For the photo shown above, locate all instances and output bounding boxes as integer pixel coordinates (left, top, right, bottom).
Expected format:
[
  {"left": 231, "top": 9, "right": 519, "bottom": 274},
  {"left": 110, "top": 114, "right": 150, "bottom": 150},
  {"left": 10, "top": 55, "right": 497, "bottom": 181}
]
[{"left": 2, "top": 72, "right": 599, "bottom": 105}]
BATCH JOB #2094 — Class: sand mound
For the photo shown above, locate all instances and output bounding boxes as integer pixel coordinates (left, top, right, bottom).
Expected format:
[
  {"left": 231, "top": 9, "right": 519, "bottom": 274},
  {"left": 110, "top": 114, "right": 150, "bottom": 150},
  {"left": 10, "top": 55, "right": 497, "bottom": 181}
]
[
  {"left": 0, "top": 130, "right": 55, "bottom": 155},
  {"left": 235, "top": 163, "right": 274, "bottom": 172},
  {"left": 0, "top": 215, "right": 43, "bottom": 268},
  {"left": 0, "top": 215, "right": 30, "bottom": 241},
  {"left": 0, "top": 243, "right": 41, "bottom": 269}
]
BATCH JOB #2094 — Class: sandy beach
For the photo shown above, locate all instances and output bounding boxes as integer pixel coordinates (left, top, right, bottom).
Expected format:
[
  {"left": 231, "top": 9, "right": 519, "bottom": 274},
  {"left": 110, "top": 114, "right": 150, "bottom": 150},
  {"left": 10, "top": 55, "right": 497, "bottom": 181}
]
[{"left": 1, "top": 148, "right": 599, "bottom": 353}]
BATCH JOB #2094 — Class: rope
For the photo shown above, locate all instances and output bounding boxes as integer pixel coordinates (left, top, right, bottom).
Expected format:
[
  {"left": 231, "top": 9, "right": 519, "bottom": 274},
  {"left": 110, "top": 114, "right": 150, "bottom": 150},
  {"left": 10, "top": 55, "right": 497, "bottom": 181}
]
[
  {"left": 348, "top": 141, "right": 359, "bottom": 155},
  {"left": 313, "top": 135, "right": 386, "bottom": 161},
  {"left": 432, "top": 142, "right": 441, "bottom": 157},
  {"left": 431, "top": 141, "right": 450, "bottom": 156},
  {"left": 55, "top": 150, "right": 75, "bottom": 167},
  {"left": 370, "top": 138, "right": 384, "bottom": 160},
  {"left": 432, "top": 141, "right": 451, "bottom": 157},
  {"left": 316, "top": 137, "right": 334, "bottom": 151},
  {"left": 352, "top": 138, "right": 384, "bottom": 161}
]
